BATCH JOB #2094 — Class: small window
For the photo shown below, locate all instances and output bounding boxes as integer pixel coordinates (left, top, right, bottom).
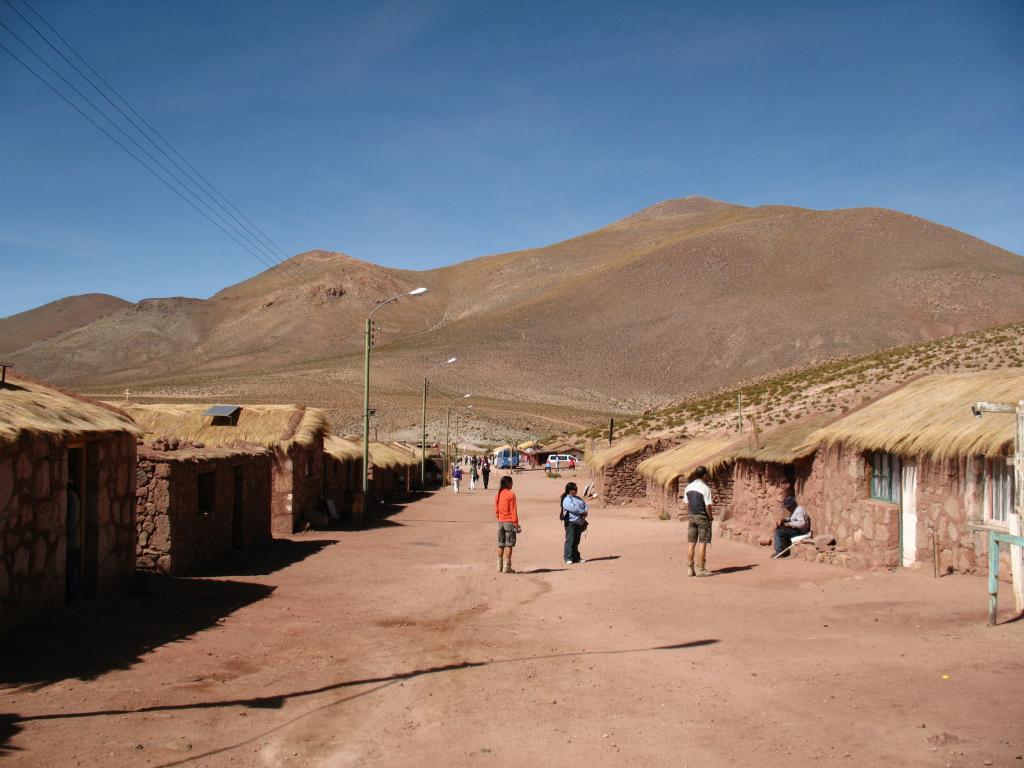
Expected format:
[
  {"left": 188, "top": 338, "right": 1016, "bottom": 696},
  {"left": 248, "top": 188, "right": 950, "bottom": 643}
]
[
  {"left": 869, "top": 452, "right": 901, "bottom": 503},
  {"left": 198, "top": 471, "right": 216, "bottom": 515},
  {"left": 985, "top": 458, "right": 1015, "bottom": 525}
]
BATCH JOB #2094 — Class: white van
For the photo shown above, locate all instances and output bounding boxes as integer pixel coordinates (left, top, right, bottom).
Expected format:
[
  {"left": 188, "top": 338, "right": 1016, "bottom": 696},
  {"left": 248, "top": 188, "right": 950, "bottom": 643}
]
[{"left": 546, "top": 454, "right": 578, "bottom": 469}]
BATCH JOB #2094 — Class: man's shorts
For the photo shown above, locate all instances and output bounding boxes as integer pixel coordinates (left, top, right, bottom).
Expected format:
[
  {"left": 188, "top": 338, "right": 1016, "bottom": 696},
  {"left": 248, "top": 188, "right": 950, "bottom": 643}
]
[
  {"left": 497, "top": 521, "right": 517, "bottom": 547},
  {"left": 688, "top": 514, "right": 712, "bottom": 544}
]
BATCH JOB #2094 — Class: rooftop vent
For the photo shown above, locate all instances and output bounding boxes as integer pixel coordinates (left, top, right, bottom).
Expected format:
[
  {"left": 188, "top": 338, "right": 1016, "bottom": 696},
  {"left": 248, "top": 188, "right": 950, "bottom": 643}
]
[{"left": 204, "top": 405, "right": 241, "bottom": 426}]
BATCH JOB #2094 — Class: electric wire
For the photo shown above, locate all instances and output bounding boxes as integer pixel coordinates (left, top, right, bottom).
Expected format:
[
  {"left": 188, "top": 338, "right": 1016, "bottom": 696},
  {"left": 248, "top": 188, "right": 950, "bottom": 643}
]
[
  {"left": 4, "top": 0, "right": 322, "bottom": 290},
  {"left": 0, "top": 37, "right": 301, "bottom": 282},
  {"left": 0, "top": 6, "right": 317, "bottom": 293}
]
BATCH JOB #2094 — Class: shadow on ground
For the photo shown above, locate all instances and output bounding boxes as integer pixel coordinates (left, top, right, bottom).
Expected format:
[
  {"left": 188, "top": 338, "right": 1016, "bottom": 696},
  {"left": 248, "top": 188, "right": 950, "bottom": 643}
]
[
  {"left": 1, "top": 637, "right": 717, "bottom": 764},
  {"left": 713, "top": 564, "right": 758, "bottom": 575},
  {"left": 0, "top": 575, "right": 274, "bottom": 689},
  {"left": 189, "top": 538, "right": 337, "bottom": 577}
]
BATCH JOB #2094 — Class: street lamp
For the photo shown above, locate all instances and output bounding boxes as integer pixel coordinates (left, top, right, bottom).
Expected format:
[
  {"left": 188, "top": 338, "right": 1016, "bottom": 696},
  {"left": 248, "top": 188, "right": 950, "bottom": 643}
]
[
  {"left": 422, "top": 356, "right": 458, "bottom": 490},
  {"left": 362, "top": 287, "right": 428, "bottom": 496}
]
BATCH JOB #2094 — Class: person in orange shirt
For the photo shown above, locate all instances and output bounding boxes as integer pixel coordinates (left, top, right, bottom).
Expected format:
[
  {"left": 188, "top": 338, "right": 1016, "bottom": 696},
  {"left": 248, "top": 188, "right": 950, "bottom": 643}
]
[{"left": 494, "top": 475, "right": 522, "bottom": 573}]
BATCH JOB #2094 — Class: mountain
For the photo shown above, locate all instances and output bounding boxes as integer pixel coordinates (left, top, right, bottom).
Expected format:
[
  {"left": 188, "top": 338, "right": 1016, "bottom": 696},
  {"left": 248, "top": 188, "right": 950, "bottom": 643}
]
[
  {"left": 5, "top": 198, "right": 1024, "bottom": 437},
  {"left": 0, "top": 293, "right": 131, "bottom": 357}
]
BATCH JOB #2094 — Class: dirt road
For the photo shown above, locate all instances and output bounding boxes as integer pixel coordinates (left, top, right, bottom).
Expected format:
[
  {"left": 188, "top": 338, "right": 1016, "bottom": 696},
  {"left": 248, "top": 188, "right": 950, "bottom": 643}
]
[{"left": 2, "top": 469, "right": 1022, "bottom": 766}]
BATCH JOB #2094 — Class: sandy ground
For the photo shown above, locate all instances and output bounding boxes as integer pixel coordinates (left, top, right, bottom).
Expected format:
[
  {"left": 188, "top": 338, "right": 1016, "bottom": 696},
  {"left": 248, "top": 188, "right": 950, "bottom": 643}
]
[{"left": 2, "top": 469, "right": 1022, "bottom": 767}]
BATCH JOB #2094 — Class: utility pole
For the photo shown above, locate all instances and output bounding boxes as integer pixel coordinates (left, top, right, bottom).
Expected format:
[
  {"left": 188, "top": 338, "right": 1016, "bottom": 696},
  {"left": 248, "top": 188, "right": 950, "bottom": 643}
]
[
  {"left": 608, "top": 418, "right": 614, "bottom": 446},
  {"left": 737, "top": 394, "right": 743, "bottom": 435}
]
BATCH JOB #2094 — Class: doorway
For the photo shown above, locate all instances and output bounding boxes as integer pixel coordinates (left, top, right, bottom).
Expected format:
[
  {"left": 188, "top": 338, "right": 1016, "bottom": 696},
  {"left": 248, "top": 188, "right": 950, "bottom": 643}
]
[
  {"left": 232, "top": 466, "right": 244, "bottom": 549},
  {"left": 900, "top": 460, "right": 918, "bottom": 567}
]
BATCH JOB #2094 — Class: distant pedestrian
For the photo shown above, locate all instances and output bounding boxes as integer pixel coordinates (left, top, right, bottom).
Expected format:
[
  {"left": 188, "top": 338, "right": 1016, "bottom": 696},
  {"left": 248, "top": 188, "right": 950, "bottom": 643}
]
[
  {"left": 495, "top": 476, "right": 521, "bottom": 573},
  {"left": 683, "top": 466, "right": 714, "bottom": 577},
  {"left": 452, "top": 464, "right": 462, "bottom": 494},
  {"left": 481, "top": 458, "right": 491, "bottom": 490},
  {"left": 560, "top": 481, "right": 589, "bottom": 564},
  {"left": 773, "top": 496, "right": 810, "bottom": 557},
  {"left": 470, "top": 462, "right": 479, "bottom": 491}
]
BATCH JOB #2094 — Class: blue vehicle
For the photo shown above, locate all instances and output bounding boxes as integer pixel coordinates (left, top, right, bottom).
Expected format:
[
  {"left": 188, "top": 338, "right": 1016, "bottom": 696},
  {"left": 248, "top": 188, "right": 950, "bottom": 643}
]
[{"left": 493, "top": 447, "right": 519, "bottom": 469}]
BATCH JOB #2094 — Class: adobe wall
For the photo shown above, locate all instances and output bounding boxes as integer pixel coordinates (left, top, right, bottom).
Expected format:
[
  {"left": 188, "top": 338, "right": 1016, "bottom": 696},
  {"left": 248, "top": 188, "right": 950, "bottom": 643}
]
[
  {"left": 645, "top": 469, "right": 735, "bottom": 520},
  {"left": 720, "top": 458, "right": 813, "bottom": 546},
  {"left": 0, "top": 431, "right": 136, "bottom": 631},
  {"left": 592, "top": 444, "right": 665, "bottom": 505},
  {"left": 271, "top": 436, "right": 325, "bottom": 535},
  {"left": 136, "top": 450, "right": 272, "bottom": 575},
  {"left": 324, "top": 456, "right": 362, "bottom": 524}
]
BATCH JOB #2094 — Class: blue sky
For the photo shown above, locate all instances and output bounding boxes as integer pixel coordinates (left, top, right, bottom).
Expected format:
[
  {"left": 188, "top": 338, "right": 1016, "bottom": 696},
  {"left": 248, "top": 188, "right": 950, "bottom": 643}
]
[{"left": 1, "top": 0, "right": 1022, "bottom": 316}]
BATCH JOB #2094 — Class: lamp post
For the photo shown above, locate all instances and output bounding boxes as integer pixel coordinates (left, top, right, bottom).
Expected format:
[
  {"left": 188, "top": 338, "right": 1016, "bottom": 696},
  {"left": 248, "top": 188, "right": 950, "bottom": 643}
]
[
  {"left": 422, "top": 357, "right": 458, "bottom": 491},
  {"left": 972, "top": 399, "right": 1024, "bottom": 614},
  {"left": 362, "top": 287, "right": 427, "bottom": 496}
]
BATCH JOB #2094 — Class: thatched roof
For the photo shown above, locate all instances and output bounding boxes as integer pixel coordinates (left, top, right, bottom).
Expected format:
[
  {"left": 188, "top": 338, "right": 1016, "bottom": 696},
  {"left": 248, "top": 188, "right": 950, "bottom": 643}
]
[
  {"left": 370, "top": 442, "right": 420, "bottom": 468},
  {"left": 728, "top": 414, "right": 834, "bottom": 464},
  {"left": 0, "top": 376, "right": 140, "bottom": 445},
  {"left": 585, "top": 436, "right": 657, "bottom": 472},
  {"left": 324, "top": 436, "right": 419, "bottom": 467},
  {"left": 637, "top": 436, "right": 738, "bottom": 488},
  {"left": 118, "top": 403, "right": 328, "bottom": 450},
  {"left": 810, "top": 369, "right": 1024, "bottom": 460},
  {"left": 518, "top": 440, "right": 542, "bottom": 451},
  {"left": 324, "top": 435, "right": 362, "bottom": 462}
]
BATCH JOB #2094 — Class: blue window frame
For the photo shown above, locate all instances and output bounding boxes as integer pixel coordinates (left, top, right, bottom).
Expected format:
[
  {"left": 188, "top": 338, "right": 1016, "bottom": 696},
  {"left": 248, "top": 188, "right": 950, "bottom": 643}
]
[{"left": 869, "top": 452, "right": 901, "bottom": 503}]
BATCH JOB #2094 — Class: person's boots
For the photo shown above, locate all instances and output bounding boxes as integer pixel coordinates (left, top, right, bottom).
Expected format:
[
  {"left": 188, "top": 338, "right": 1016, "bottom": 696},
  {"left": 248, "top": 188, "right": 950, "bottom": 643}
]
[
  {"left": 694, "top": 561, "right": 710, "bottom": 577},
  {"left": 502, "top": 557, "right": 514, "bottom": 574},
  {"left": 687, "top": 562, "right": 696, "bottom": 577},
  {"left": 497, "top": 556, "right": 504, "bottom": 573}
]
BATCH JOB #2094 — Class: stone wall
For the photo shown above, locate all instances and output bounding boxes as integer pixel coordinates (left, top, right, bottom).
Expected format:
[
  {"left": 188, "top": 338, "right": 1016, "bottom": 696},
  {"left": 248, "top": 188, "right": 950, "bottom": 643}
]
[
  {"left": 0, "top": 431, "right": 136, "bottom": 631},
  {"left": 720, "top": 458, "right": 813, "bottom": 546},
  {"left": 646, "top": 468, "right": 735, "bottom": 520},
  {"left": 271, "top": 436, "right": 325, "bottom": 535},
  {"left": 136, "top": 449, "right": 272, "bottom": 575},
  {"left": 324, "top": 456, "right": 362, "bottom": 525},
  {"left": 591, "top": 444, "right": 664, "bottom": 505}
]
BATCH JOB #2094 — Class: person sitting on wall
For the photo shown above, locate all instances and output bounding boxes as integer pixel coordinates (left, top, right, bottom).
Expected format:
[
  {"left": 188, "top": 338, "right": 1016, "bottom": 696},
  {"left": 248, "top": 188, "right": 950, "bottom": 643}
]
[{"left": 773, "top": 496, "right": 810, "bottom": 557}]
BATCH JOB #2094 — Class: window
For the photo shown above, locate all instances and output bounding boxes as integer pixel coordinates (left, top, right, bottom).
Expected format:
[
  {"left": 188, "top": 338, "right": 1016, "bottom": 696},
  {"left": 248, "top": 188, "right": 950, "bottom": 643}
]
[
  {"left": 985, "top": 458, "right": 1015, "bottom": 525},
  {"left": 198, "top": 471, "right": 216, "bottom": 515},
  {"left": 869, "top": 452, "right": 901, "bottom": 503}
]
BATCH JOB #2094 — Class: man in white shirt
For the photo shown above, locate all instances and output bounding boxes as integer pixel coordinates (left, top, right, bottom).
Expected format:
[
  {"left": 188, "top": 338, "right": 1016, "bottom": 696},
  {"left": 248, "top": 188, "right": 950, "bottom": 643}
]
[
  {"left": 683, "top": 466, "right": 714, "bottom": 577},
  {"left": 773, "top": 496, "right": 810, "bottom": 557}
]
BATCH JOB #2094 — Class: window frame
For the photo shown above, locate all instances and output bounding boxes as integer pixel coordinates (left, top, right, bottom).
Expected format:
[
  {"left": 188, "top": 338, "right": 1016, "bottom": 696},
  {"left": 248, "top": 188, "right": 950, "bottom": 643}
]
[
  {"left": 984, "top": 457, "right": 1015, "bottom": 526},
  {"left": 868, "top": 451, "right": 901, "bottom": 504}
]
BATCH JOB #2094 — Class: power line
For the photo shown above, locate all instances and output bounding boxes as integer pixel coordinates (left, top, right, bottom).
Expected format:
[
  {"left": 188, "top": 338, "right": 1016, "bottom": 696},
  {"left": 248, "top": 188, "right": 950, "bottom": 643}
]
[
  {"left": 5, "top": 0, "right": 323, "bottom": 290},
  {"left": 0, "top": 37, "right": 301, "bottom": 283},
  {"left": 0, "top": 3, "right": 320, "bottom": 293}
]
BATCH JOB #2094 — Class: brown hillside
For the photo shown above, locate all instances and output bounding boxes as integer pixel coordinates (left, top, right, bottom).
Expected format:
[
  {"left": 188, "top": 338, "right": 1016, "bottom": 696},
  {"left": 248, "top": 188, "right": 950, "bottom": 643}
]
[
  {"left": 0, "top": 293, "right": 130, "bottom": 356},
  {"left": 6, "top": 198, "right": 1024, "bottom": 438}
]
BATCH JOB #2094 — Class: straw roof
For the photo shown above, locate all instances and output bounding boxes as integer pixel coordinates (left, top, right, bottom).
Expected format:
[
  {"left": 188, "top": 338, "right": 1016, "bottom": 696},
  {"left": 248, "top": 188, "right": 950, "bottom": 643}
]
[
  {"left": 518, "top": 440, "right": 542, "bottom": 451},
  {"left": 727, "top": 414, "right": 834, "bottom": 464},
  {"left": 324, "top": 435, "right": 362, "bottom": 462},
  {"left": 585, "top": 436, "right": 656, "bottom": 472},
  {"left": 118, "top": 403, "right": 328, "bottom": 450},
  {"left": 810, "top": 369, "right": 1024, "bottom": 460},
  {"left": 637, "top": 436, "right": 738, "bottom": 488},
  {"left": 0, "top": 376, "right": 140, "bottom": 445},
  {"left": 325, "top": 436, "right": 419, "bottom": 467},
  {"left": 370, "top": 442, "right": 420, "bottom": 468}
]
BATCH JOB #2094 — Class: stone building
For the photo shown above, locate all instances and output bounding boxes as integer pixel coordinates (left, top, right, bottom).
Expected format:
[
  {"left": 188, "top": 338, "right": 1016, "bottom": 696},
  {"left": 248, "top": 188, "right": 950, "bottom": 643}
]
[
  {"left": 717, "top": 416, "right": 831, "bottom": 549},
  {"left": 1, "top": 375, "right": 139, "bottom": 631},
  {"left": 586, "top": 437, "right": 674, "bottom": 505},
  {"left": 800, "top": 370, "right": 1021, "bottom": 575},
  {"left": 135, "top": 443, "right": 273, "bottom": 575},
  {"left": 367, "top": 441, "right": 420, "bottom": 503},
  {"left": 638, "top": 436, "right": 737, "bottom": 518},
  {"left": 323, "top": 436, "right": 363, "bottom": 525},
  {"left": 120, "top": 403, "right": 329, "bottom": 535}
]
